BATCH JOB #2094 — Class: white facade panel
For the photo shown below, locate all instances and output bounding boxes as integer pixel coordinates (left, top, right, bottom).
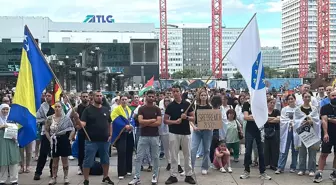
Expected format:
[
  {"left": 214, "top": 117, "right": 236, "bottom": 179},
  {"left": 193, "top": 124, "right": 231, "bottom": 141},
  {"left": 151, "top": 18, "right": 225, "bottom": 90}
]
[
  {"left": 49, "top": 32, "right": 155, "bottom": 43},
  {"left": 154, "top": 27, "right": 183, "bottom": 74}
]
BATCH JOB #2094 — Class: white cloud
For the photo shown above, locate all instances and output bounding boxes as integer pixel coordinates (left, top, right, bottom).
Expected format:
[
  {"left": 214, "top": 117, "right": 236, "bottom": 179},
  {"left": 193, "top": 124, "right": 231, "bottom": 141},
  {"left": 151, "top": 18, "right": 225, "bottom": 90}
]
[
  {"left": 265, "top": 1, "right": 282, "bottom": 12},
  {"left": 259, "top": 28, "right": 281, "bottom": 47}
]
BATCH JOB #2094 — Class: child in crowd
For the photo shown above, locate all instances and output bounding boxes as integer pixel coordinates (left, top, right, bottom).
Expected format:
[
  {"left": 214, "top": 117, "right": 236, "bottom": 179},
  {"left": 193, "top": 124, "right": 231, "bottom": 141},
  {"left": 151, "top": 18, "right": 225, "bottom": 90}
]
[{"left": 213, "top": 140, "right": 232, "bottom": 173}]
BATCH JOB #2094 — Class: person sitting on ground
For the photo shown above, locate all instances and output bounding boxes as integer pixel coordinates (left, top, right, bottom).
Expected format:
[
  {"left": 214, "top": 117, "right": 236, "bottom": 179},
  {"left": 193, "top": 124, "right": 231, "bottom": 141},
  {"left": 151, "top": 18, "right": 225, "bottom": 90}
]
[{"left": 213, "top": 140, "right": 232, "bottom": 173}]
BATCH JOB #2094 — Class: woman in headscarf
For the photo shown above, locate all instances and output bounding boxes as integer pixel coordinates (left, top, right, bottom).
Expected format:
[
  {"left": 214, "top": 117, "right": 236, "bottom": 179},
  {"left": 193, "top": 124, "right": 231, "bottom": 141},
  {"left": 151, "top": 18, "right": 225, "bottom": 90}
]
[
  {"left": 0, "top": 104, "right": 20, "bottom": 185},
  {"left": 294, "top": 92, "right": 320, "bottom": 177},
  {"left": 45, "top": 102, "right": 75, "bottom": 185}
]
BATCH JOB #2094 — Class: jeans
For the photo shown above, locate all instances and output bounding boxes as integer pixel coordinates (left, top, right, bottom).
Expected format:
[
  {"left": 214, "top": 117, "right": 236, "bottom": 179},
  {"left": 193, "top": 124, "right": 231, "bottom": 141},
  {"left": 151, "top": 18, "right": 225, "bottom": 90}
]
[
  {"left": 197, "top": 141, "right": 204, "bottom": 157},
  {"left": 134, "top": 136, "right": 160, "bottom": 178},
  {"left": 298, "top": 142, "right": 317, "bottom": 172},
  {"left": 77, "top": 133, "right": 85, "bottom": 169},
  {"left": 35, "top": 135, "right": 52, "bottom": 176},
  {"left": 82, "top": 141, "right": 110, "bottom": 168},
  {"left": 116, "top": 132, "right": 134, "bottom": 176},
  {"left": 277, "top": 130, "right": 298, "bottom": 170},
  {"left": 244, "top": 131, "right": 265, "bottom": 173},
  {"left": 169, "top": 133, "right": 192, "bottom": 177},
  {"left": 191, "top": 130, "right": 213, "bottom": 170}
]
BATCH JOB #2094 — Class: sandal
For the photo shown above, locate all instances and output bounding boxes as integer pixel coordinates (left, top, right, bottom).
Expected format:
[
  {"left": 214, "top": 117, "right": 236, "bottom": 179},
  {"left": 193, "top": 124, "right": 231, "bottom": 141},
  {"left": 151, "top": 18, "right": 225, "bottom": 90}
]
[{"left": 19, "top": 168, "right": 24, "bottom": 174}]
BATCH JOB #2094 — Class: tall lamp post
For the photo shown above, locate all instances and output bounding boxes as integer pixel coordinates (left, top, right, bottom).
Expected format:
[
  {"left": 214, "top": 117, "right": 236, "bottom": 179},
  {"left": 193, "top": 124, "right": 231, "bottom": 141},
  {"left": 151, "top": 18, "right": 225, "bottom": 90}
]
[
  {"left": 87, "top": 47, "right": 105, "bottom": 90},
  {"left": 70, "top": 53, "right": 86, "bottom": 92}
]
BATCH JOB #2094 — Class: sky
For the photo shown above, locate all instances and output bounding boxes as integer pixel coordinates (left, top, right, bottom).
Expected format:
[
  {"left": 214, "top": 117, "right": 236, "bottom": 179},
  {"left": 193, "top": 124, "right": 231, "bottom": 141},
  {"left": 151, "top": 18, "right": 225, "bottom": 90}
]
[{"left": 0, "top": 0, "right": 282, "bottom": 47}]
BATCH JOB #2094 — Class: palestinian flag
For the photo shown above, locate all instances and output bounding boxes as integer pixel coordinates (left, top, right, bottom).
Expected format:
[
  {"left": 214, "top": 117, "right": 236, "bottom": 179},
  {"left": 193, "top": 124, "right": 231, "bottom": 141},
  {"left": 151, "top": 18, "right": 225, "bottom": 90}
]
[
  {"left": 52, "top": 81, "right": 62, "bottom": 106},
  {"left": 139, "top": 76, "right": 154, "bottom": 96}
]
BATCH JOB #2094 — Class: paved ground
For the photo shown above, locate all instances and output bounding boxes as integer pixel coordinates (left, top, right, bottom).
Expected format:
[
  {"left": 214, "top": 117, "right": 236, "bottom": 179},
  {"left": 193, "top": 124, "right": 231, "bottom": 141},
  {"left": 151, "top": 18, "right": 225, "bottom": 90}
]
[{"left": 15, "top": 150, "right": 336, "bottom": 185}]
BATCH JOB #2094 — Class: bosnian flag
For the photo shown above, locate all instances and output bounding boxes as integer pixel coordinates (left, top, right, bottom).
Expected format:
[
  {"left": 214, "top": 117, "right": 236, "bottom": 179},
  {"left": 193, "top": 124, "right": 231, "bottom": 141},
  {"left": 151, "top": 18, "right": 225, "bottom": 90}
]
[
  {"left": 139, "top": 76, "right": 154, "bottom": 96},
  {"left": 226, "top": 14, "right": 267, "bottom": 128}
]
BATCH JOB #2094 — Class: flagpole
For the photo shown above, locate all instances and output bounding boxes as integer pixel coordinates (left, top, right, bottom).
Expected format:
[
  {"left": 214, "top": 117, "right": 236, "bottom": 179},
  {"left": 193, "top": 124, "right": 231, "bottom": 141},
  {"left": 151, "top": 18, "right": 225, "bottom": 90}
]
[
  {"left": 184, "top": 13, "right": 257, "bottom": 113},
  {"left": 24, "top": 25, "right": 92, "bottom": 141}
]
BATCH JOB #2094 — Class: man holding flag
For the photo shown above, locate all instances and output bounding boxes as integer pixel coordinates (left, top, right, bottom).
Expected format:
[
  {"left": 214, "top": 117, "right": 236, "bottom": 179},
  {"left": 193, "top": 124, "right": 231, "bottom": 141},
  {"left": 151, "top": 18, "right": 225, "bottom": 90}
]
[{"left": 226, "top": 14, "right": 271, "bottom": 180}]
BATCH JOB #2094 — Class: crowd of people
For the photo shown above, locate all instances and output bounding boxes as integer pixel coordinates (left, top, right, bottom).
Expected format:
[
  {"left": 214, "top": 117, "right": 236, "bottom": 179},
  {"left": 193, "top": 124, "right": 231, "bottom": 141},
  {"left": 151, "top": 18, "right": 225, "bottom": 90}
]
[{"left": 0, "top": 83, "right": 335, "bottom": 185}]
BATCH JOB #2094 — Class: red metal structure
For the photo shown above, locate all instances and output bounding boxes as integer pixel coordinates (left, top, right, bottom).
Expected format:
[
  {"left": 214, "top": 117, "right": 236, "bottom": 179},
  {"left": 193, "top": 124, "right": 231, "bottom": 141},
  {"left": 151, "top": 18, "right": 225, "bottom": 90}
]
[
  {"left": 159, "top": 0, "right": 169, "bottom": 79},
  {"left": 211, "top": 0, "right": 223, "bottom": 78},
  {"left": 317, "top": 0, "right": 330, "bottom": 75},
  {"left": 299, "top": 0, "right": 309, "bottom": 77}
]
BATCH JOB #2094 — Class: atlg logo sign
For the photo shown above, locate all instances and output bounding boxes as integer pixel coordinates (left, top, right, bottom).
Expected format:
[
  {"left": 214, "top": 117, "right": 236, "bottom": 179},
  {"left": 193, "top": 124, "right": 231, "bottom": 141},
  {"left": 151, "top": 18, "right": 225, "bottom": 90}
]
[{"left": 83, "top": 15, "right": 115, "bottom": 23}]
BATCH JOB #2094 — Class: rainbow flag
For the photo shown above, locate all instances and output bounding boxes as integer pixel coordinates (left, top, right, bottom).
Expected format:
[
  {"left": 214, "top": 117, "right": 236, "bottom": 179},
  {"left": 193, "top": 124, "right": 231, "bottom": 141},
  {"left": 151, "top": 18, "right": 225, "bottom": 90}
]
[{"left": 8, "top": 26, "right": 53, "bottom": 147}]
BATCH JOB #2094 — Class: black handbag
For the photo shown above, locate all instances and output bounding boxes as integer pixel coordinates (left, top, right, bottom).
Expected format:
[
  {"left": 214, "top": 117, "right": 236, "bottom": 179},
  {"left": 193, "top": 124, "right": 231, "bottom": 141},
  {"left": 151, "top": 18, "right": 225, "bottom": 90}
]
[
  {"left": 264, "top": 126, "right": 275, "bottom": 139},
  {"left": 235, "top": 121, "right": 244, "bottom": 140}
]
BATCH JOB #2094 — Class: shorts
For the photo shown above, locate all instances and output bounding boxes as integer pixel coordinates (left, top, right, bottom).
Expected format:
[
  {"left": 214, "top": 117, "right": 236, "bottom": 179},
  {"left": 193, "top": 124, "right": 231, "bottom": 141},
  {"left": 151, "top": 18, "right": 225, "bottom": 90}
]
[
  {"left": 82, "top": 140, "right": 110, "bottom": 168},
  {"left": 321, "top": 141, "right": 336, "bottom": 154}
]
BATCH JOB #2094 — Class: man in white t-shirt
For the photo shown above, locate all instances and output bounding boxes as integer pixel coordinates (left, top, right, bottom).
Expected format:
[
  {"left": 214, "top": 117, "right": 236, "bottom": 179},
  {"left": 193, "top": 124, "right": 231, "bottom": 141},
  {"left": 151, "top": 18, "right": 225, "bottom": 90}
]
[{"left": 296, "top": 84, "right": 318, "bottom": 107}]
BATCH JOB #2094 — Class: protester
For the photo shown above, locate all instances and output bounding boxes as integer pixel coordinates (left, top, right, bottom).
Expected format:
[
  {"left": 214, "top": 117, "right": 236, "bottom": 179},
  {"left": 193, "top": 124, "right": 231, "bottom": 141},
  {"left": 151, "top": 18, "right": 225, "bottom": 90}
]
[
  {"left": 294, "top": 92, "right": 320, "bottom": 177},
  {"left": 45, "top": 101, "right": 75, "bottom": 185},
  {"left": 0, "top": 104, "right": 20, "bottom": 185},
  {"left": 73, "top": 91, "right": 114, "bottom": 185},
  {"left": 213, "top": 140, "right": 231, "bottom": 173},
  {"left": 276, "top": 94, "right": 298, "bottom": 174},
  {"left": 129, "top": 90, "right": 162, "bottom": 185},
  {"left": 164, "top": 85, "right": 196, "bottom": 184}
]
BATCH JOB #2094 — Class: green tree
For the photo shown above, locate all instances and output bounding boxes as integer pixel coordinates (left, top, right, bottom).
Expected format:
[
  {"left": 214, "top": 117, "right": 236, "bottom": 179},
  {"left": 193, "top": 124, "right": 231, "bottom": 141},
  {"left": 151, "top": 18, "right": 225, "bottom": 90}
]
[
  {"left": 264, "top": 66, "right": 280, "bottom": 78},
  {"left": 309, "top": 63, "right": 316, "bottom": 73},
  {"left": 171, "top": 69, "right": 198, "bottom": 79},
  {"left": 233, "top": 72, "right": 243, "bottom": 79},
  {"left": 283, "top": 68, "right": 299, "bottom": 78}
]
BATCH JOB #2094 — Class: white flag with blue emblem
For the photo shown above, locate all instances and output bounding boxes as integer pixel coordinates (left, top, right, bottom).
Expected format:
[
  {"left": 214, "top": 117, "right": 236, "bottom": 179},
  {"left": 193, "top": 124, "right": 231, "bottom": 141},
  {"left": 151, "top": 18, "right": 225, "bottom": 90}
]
[{"left": 226, "top": 15, "right": 267, "bottom": 128}]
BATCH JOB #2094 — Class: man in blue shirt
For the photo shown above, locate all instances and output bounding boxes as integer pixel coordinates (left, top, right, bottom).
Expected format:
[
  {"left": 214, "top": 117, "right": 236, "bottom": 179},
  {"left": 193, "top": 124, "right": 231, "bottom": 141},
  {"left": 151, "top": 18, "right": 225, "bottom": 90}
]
[{"left": 320, "top": 86, "right": 333, "bottom": 109}]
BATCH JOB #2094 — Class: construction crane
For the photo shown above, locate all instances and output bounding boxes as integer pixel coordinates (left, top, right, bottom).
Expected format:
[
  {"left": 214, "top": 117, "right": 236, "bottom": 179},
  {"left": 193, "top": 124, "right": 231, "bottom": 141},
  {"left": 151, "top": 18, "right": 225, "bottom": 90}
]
[
  {"left": 159, "top": 0, "right": 223, "bottom": 79},
  {"left": 211, "top": 0, "right": 223, "bottom": 78},
  {"left": 299, "top": 0, "right": 330, "bottom": 77},
  {"left": 159, "top": 0, "right": 169, "bottom": 79},
  {"left": 317, "top": 0, "right": 330, "bottom": 76}
]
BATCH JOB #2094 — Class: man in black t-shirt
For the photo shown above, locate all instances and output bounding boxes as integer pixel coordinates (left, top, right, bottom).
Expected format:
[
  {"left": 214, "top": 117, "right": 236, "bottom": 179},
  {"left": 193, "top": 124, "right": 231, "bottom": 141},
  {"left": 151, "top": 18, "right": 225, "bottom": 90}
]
[
  {"left": 73, "top": 91, "right": 114, "bottom": 185},
  {"left": 164, "top": 85, "right": 196, "bottom": 185},
  {"left": 228, "top": 89, "right": 238, "bottom": 109},
  {"left": 75, "top": 92, "right": 90, "bottom": 175},
  {"left": 128, "top": 90, "right": 162, "bottom": 185},
  {"left": 314, "top": 90, "right": 336, "bottom": 183},
  {"left": 240, "top": 101, "right": 272, "bottom": 180}
]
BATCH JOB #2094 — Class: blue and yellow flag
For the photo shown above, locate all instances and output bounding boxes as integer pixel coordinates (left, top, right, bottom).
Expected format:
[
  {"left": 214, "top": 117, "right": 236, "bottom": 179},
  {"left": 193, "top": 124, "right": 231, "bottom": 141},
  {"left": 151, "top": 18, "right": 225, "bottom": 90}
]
[
  {"left": 8, "top": 26, "right": 53, "bottom": 147},
  {"left": 110, "top": 105, "right": 135, "bottom": 145}
]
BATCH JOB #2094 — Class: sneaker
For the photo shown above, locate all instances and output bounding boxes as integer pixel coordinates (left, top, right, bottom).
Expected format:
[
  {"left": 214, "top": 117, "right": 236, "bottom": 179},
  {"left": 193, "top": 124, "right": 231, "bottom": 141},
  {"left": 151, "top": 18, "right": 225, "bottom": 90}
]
[
  {"left": 118, "top": 176, "right": 124, "bottom": 180},
  {"left": 165, "top": 176, "right": 178, "bottom": 184},
  {"left": 201, "top": 169, "right": 208, "bottom": 175},
  {"left": 126, "top": 172, "right": 132, "bottom": 176},
  {"left": 147, "top": 166, "right": 153, "bottom": 172},
  {"left": 309, "top": 171, "right": 315, "bottom": 177},
  {"left": 227, "top": 167, "right": 233, "bottom": 173},
  {"left": 48, "top": 177, "right": 56, "bottom": 185},
  {"left": 83, "top": 180, "right": 89, "bottom": 185},
  {"left": 240, "top": 171, "right": 250, "bottom": 179},
  {"left": 102, "top": 176, "right": 114, "bottom": 185},
  {"left": 298, "top": 171, "right": 305, "bottom": 176},
  {"left": 260, "top": 173, "right": 272, "bottom": 180},
  {"left": 68, "top": 156, "right": 75, "bottom": 160},
  {"left": 160, "top": 153, "right": 165, "bottom": 159},
  {"left": 330, "top": 171, "right": 336, "bottom": 181},
  {"left": 220, "top": 167, "right": 226, "bottom": 173},
  {"left": 178, "top": 165, "right": 184, "bottom": 174},
  {"left": 184, "top": 176, "right": 196, "bottom": 184},
  {"left": 33, "top": 174, "right": 41, "bottom": 180},
  {"left": 313, "top": 171, "right": 323, "bottom": 183},
  {"left": 64, "top": 177, "right": 70, "bottom": 185},
  {"left": 234, "top": 158, "right": 239, "bottom": 163},
  {"left": 128, "top": 177, "right": 140, "bottom": 185},
  {"left": 289, "top": 169, "right": 296, "bottom": 173},
  {"left": 77, "top": 167, "right": 83, "bottom": 175},
  {"left": 275, "top": 169, "right": 282, "bottom": 174},
  {"left": 166, "top": 163, "right": 171, "bottom": 171},
  {"left": 152, "top": 175, "right": 158, "bottom": 184}
]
